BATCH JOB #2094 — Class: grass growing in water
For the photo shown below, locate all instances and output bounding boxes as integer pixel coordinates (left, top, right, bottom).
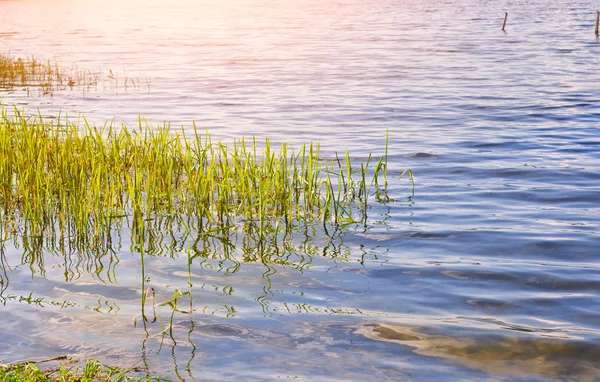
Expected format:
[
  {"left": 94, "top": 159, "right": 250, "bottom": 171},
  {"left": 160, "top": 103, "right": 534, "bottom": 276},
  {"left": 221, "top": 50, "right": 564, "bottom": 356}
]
[
  {"left": 0, "top": 53, "right": 99, "bottom": 94},
  {"left": 0, "top": 109, "right": 413, "bottom": 377},
  {"left": 0, "top": 107, "right": 412, "bottom": 251}
]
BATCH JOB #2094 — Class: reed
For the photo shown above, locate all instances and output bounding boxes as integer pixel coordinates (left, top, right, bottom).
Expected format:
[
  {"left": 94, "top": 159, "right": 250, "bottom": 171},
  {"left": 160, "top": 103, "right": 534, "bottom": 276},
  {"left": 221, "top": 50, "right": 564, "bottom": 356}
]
[{"left": 0, "top": 107, "right": 412, "bottom": 250}]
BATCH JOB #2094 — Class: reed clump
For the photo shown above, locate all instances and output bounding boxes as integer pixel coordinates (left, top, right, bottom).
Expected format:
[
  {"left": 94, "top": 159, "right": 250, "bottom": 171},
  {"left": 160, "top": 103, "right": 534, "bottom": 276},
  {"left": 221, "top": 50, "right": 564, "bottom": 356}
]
[
  {"left": 0, "top": 53, "right": 98, "bottom": 94},
  {"left": 0, "top": 107, "right": 412, "bottom": 249}
]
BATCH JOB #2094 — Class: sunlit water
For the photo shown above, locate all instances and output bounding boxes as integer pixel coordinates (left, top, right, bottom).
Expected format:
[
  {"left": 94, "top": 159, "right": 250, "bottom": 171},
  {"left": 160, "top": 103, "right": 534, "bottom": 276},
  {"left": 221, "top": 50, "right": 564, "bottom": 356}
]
[{"left": 1, "top": 0, "right": 600, "bottom": 380}]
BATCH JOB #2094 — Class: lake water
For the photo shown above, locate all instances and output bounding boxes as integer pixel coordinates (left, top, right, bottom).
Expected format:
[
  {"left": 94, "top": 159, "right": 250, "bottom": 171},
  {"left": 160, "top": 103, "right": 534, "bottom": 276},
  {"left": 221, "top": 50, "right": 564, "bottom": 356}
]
[{"left": 1, "top": 0, "right": 600, "bottom": 380}]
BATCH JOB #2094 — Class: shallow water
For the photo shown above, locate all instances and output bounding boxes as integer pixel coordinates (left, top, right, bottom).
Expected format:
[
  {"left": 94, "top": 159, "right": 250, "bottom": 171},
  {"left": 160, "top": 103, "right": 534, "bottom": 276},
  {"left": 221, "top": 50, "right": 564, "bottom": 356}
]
[{"left": 1, "top": 0, "right": 600, "bottom": 380}]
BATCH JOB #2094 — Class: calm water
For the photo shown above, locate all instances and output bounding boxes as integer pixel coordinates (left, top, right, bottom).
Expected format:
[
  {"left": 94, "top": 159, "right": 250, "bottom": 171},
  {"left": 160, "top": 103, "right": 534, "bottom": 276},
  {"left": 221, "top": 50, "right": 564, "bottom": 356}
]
[{"left": 1, "top": 0, "right": 600, "bottom": 380}]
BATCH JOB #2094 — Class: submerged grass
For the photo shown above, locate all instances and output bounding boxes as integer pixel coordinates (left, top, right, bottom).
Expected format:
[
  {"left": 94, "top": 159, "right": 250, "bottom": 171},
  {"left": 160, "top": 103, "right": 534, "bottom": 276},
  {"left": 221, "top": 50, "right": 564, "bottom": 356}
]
[{"left": 0, "top": 107, "right": 412, "bottom": 251}]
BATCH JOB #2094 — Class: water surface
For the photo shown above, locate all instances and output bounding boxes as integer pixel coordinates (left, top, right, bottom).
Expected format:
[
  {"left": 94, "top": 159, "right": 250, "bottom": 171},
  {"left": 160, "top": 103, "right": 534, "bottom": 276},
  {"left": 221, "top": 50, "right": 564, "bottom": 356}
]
[{"left": 1, "top": 0, "right": 600, "bottom": 380}]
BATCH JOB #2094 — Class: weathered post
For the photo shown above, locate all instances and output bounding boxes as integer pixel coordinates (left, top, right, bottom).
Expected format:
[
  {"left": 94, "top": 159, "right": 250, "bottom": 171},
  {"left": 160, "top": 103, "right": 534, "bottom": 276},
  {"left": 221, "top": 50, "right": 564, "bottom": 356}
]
[
  {"left": 595, "top": 11, "right": 599, "bottom": 36},
  {"left": 502, "top": 12, "right": 508, "bottom": 31}
]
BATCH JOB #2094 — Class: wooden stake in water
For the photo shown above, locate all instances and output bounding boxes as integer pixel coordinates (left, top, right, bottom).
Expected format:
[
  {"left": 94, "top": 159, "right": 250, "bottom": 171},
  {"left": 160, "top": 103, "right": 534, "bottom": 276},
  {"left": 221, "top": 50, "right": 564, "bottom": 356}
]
[
  {"left": 595, "top": 11, "right": 599, "bottom": 36},
  {"left": 502, "top": 12, "right": 508, "bottom": 31}
]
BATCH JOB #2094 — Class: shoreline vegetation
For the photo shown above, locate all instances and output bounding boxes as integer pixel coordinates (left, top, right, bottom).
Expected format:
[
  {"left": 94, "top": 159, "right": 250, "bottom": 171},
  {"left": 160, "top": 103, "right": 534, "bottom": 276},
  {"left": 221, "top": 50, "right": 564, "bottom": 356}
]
[{"left": 0, "top": 357, "right": 165, "bottom": 381}]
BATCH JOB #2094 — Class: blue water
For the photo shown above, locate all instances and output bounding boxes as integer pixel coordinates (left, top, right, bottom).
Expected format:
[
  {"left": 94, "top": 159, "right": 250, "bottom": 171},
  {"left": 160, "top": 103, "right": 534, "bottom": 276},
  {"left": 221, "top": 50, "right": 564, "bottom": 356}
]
[{"left": 1, "top": 0, "right": 599, "bottom": 380}]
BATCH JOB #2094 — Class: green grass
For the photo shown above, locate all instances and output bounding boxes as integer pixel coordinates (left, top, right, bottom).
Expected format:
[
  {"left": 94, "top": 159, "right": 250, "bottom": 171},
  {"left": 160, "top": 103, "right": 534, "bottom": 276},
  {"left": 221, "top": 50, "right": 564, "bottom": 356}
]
[
  {"left": 0, "top": 107, "right": 412, "bottom": 252},
  {"left": 0, "top": 359, "right": 164, "bottom": 381}
]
